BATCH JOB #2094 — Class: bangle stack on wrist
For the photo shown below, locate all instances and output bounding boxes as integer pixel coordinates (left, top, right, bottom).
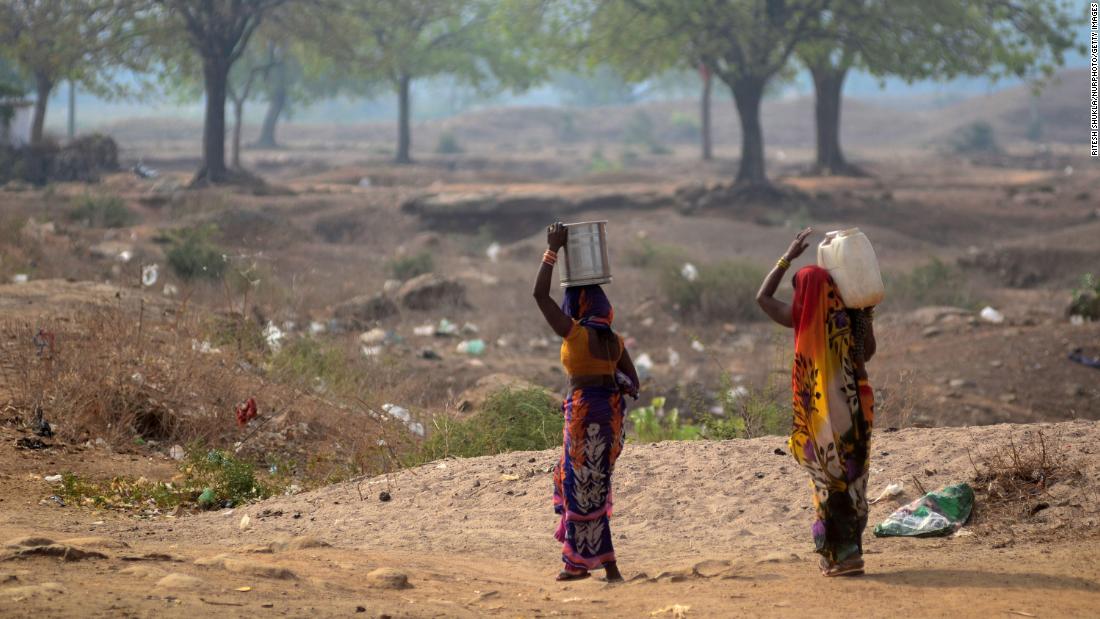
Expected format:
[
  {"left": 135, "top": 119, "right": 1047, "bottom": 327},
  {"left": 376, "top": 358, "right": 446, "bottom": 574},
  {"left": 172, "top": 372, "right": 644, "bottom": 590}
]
[
  {"left": 543, "top": 249, "right": 557, "bottom": 266},
  {"left": 776, "top": 256, "right": 791, "bottom": 270}
]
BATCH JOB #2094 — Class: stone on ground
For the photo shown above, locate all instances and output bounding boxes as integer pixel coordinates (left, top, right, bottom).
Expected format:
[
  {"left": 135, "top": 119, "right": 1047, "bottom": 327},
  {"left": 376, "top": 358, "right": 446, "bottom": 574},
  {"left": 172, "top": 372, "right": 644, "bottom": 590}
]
[{"left": 366, "top": 567, "right": 410, "bottom": 589}]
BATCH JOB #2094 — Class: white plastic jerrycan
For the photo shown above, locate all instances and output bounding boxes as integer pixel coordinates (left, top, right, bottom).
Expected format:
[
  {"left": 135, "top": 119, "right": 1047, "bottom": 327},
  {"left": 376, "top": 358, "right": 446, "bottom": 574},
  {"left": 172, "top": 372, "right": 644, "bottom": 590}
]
[{"left": 816, "top": 228, "right": 885, "bottom": 309}]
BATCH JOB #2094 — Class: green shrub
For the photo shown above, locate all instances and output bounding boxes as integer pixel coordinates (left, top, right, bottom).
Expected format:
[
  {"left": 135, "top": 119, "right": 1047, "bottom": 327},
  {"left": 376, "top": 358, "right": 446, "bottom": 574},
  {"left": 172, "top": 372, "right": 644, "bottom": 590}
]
[
  {"left": 415, "top": 387, "right": 562, "bottom": 461},
  {"left": 1069, "top": 273, "right": 1100, "bottom": 320},
  {"left": 660, "top": 259, "right": 764, "bottom": 323},
  {"left": 629, "top": 396, "right": 700, "bottom": 443},
  {"left": 269, "top": 337, "right": 356, "bottom": 395},
  {"left": 669, "top": 112, "right": 701, "bottom": 140},
  {"left": 58, "top": 447, "right": 278, "bottom": 511},
  {"left": 387, "top": 251, "right": 434, "bottom": 281},
  {"left": 951, "top": 121, "right": 999, "bottom": 154},
  {"left": 68, "top": 194, "right": 136, "bottom": 228},
  {"left": 885, "top": 258, "right": 975, "bottom": 310},
  {"left": 588, "top": 147, "right": 620, "bottom": 174},
  {"left": 703, "top": 380, "right": 789, "bottom": 440},
  {"left": 435, "top": 131, "right": 463, "bottom": 154},
  {"left": 165, "top": 225, "right": 226, "bottom": 281},
  {"left": 624, "top": 110, "right": 670, "bottom": 155},
  {"left": 623, "top": 238, "right": 688, "bottom": 269}
]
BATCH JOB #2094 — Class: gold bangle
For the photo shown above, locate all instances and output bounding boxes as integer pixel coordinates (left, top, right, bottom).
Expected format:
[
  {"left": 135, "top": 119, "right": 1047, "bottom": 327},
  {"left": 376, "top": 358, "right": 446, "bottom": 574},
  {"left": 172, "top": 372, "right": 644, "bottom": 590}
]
[{"left": 777, "top": 257, "right": 791, "bottom": 270}]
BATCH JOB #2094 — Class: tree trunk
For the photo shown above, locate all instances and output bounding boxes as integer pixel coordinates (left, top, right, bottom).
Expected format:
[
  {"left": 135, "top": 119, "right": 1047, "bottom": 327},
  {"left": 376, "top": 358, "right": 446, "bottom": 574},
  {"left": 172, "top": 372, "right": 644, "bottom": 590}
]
[
  {"left": 256, "top": 60, "right": 287, "bottom": 148},
  {"left": 67, "top": 80, "right": 76, "bottom": 141},
  {"left": 729, "top": 75, "right": 768, "bottom": 187},
  {"left": 700, "top": 65, "right": 712, "bottom": 161},
  {"left": 232, "top": 98, "right": 244, "bottom": 169},
  {"left": 395, "top": 75, "right": 412, "bottom": 164},
  {"left": 197, "top": 56, "right": 230, "bottom": 184},
  {"left": 810, "top": 63, "right": 862, "bottom": 176},
  {"left": 31, "top": 72, "right": 53, "bottom": 145}
]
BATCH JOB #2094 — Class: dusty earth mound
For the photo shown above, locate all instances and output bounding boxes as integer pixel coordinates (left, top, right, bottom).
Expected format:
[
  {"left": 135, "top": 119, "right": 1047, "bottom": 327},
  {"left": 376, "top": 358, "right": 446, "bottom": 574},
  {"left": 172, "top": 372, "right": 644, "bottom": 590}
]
[{"left": 2, "top": 421, "right": 1098, "bottom": 617}]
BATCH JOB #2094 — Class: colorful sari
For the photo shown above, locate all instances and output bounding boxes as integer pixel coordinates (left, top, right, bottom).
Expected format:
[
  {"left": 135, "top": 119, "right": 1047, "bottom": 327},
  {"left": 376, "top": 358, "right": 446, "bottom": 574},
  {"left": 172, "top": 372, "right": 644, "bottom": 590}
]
[
  {"left": 789, "top": 266, "right": 875, "bottom": 564},
  {"left": 552, "top": 286, "right": 629, "bottom": 571}
]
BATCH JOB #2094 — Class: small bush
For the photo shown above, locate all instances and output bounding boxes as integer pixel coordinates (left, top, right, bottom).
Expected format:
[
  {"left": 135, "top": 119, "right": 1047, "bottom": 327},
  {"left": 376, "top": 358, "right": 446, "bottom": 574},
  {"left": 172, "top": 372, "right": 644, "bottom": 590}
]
[
  {"left": 588, "top": 147, "right": 620, "bottom": 174},
  {"left": 970, "top": 430, "right": 1078, "bottom": 519},
  {"left": 58, "top": 447, "right": 278, "bottom": 512},
  {"left": 624, "top": 110, "right": 670, "bottom": 155},
  {"left": 623, "top": 238, "right": 688, "bottom": 269},
  {"left": 415, "top": 387, "right": 562, "bottom": 461},
  {"left": 269, "top": 337, "right": 356, "bottom": 395},
  {"left": 68, "top": 195, "right": 136, "bottom": 229},
  {"left": 669, "top": 112, "right": 701, "bottom": 140},
  {"left": 435, "top": 131, "right": 463, "bottom": 154},
  {"left": 629, "top": 396, "right": 700, "bottom": 443},
  {"left": 387, "top": 251, "right": 434, "bottom": 281},
  {"left": 660, "top": 259, "right": 764, "bottom": 323},
  {"left": 1069, "top": 273, "right": 1100, "bottom": 320},
  {"left": 952, "top": 121, "right": 999, "bottom": 154},
  {"left": 164, "top": 225, "right": 227, "bottom": 281},
  {"left": 885, "top": 258, "right": 975, "bottom": 310}
]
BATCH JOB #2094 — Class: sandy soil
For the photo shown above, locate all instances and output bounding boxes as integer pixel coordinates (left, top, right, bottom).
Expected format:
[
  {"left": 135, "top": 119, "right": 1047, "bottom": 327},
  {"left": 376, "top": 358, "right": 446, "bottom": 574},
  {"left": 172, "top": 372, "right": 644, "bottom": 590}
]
[{"left": 2, "top": 420, "right": 1099, "bottom": 617}]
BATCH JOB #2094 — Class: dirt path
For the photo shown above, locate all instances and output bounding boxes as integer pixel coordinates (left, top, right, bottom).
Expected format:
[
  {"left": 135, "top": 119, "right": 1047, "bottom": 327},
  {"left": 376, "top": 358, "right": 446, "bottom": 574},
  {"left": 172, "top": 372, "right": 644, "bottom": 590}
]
[{"left": 2, "top": 421, "right": 1099, "bottom": 617}]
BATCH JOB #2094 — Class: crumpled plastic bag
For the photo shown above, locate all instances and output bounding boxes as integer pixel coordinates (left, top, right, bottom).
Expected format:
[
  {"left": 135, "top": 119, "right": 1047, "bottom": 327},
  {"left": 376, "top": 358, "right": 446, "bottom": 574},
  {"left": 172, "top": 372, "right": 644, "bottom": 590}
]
[{"left": 873, "top": 483, "right": 974, "bottom": 538}]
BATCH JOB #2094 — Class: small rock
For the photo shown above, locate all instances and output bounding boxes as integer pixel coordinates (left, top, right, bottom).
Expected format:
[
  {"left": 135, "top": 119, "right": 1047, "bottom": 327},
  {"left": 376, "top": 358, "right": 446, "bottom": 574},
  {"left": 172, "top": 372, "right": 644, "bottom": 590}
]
[
  {"left": 169, "top": 445, "right": 186, "bottom": 460},
  {"left": 366, "top": 567, "right": 410, "bottom": 589},
  {"left": 239, "top": 514, "right": 251, "bottom": 531},
  {"left": 922, "top": 327, "right": 942, "bottom": 338},
  {"left": 269, "top": 536, "right": 330, "bottom": 553},
  {"left": 989, "top": 360, "right": 1004, "bottom": 368},
  {"left": 999, "top": 393, "right": 1018, "bottom": 403},
  {"left": 223, "top": 558, "right": 296, "bottom": 580},
  {"left": 156, "top": 573, "right": 204, "bottom": 590},
  {"left": 397, "top": 273, "right": 468, "bottom": 311},
  {"left": 948, "top": 378, "right": 974, "bottom": 389},
  {"left": 378, "top": 491, "right": 391, "bottom": 502},
  {"left": 333, "top": 293, "right": 399, "bottom": 328},
  {"left": 772, "top": 448, "right": 786, "bottom": 456},
  {"left": 754, "top": 472, "right": 765, "bottom": 479}
]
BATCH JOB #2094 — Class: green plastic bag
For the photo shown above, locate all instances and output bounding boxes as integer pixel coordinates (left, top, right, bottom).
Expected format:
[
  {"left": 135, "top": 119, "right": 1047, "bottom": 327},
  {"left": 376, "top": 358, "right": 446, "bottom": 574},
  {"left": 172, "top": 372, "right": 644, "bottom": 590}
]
[{"left": 873, "top": 483, "right": 975, "bottom": 538}]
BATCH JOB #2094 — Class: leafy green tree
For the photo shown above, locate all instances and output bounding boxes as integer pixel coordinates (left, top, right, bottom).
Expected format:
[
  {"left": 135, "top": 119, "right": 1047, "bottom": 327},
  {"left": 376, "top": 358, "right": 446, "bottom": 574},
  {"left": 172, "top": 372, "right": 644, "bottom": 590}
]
[
  {"left": 326, "top": 0, "right": 543, "bottom": 164},
  {"left": 799, "top": 0, "right": 1079, "bottom": 176},
  {"left": 148, "top": 0, "right": 291, "bottom": 184},
  {"left": 583, "top": 0, "right": 831, "bottom": 191},
  {"left": 0, "top": 0, "right": 138, "bottom": 144}
]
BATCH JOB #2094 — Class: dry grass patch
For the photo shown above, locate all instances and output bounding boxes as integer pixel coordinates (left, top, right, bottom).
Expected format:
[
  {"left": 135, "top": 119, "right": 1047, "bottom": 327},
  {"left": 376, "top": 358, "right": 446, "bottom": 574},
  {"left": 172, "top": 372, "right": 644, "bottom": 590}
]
[{"left": 968, "top": 430, "right": 1080, "bottom": 520}]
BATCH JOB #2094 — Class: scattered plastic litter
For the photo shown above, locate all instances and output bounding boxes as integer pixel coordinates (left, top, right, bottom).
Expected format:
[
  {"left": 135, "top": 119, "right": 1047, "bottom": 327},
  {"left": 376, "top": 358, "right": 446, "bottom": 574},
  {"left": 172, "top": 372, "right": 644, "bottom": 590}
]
[
  {"left": 361, "top": 345, "right": 383, "bottom": 357},
  {"left": 358, "top": 177, "right": 372, "bottom": 188},
  {"left": 382, "top": 403, "right": 425, "bottom": 436},
  {"left": 12, "top": 274, "right": 28, "bottom": 284},
  {"left": 727, "top": 386, "right": 749, "bottom": 401},
  {"left": 680, "top": 263, "right": 699, "bottom": 282},
  {"left": 869, "top": 481, "right": 905, "bottom": 505},
  {"left": 691, "top": 340, "right": 705, "bottom": 353},
  {"left": 634, "top": 353, "right": 654, "bottom": 380},
  {"left": 235, "top": 398, "right": 258, "bottom": 427},
  {"left": 667, "top": 347, "right": 680, "bottom": 368},
  {"left": 873, "top": 483, "right": 974, "bottom": 538},
  {"left": 141, "top": 264, "right": 158, "bottom": 287},
  {"left": 529, "top": 337, "right": 550, "bottom": 349},
  {"left": 263, "top": 322, "right": 285, "bottom": 352},
  {"left": 197, "top": 488, "right": 217, "bottom": 508},
  {"left": 1070, "top": 315, "right": 1086, "bottom": 326},
  {"left": 486, "top": 242, "right": 501, "bottom": 263},
  {"left": 44, "top": 474, "right": 62, "bottom": 483},
  {"left": 169, "top": 445, "right": 186, "bottom": 461},
  {"left": 309, "top": 321, "right": 326, "bottom": 335},
  {"left": 118, "top": 250, "right": 133, "bottom": 263},
  {"left": 191, "top": 339, "right": 220, "bottom": 354},
  {"left": 1068, "top": 348, "right": 1100, "bottom": 370},
  {"left": 360, "top": 328, "right": 387, "bottom": 346},
  {"left": 132, "top": 161, "right": 159, "bottom": 179},
  {"left": 239, "top": 514, "right": 251, "bottom": 531},
  {"left": 163, "top": 284, "right": 178, "bottom": 297},
  {"left": 1064, "top": 165, "right": 1074, "bottom": 176},
  {"left": 436, "top": 319, "right": 458, "bottom": 336},
  {"left": 383, "top": 279, "right": 402, "bottom": 294},
  {"left": 461, "top": 322, "right": 480, "bottom": 335},
  {"left": 979, "top": 306, "right": 1005, "bottom": 324},
  {"left": 414, "top": 324, "right": 435, "bottom": 337},
  {"left": 457, "top": 339, "right": 486, "bottom": 356},
  {"left": 418, "top": 348, "right": 441, "bottom": 360}
]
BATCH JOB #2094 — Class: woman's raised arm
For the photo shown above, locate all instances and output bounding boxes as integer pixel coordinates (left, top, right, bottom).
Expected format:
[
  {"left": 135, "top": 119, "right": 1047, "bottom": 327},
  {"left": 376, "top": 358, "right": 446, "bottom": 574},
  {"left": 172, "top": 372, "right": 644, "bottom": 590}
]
[
  {"left": 533, "top": 222, "right": 574, "bottom": 338},
  {"left": 756, "top": 227, "right": 813, "bottom": 328}
]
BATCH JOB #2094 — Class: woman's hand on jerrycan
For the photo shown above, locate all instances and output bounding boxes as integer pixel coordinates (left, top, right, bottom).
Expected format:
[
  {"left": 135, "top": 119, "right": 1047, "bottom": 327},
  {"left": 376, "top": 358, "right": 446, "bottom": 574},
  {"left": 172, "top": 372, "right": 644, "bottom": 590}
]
[
  {"left": 547, "top": 222, "right": 568, "bottom": 251},
  {"left": 785, "top": 227, "right": 814, "bottom": 262}
]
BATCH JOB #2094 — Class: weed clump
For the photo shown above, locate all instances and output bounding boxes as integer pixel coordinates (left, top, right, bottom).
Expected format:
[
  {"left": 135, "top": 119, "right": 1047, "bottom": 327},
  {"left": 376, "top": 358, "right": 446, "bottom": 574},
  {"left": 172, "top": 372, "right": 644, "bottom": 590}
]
[
  {"left": 416, "top": 387, "right": 562, "bottom": 461},
  {"left": 387, "top": 251, "right": 434, "bottom": 281},
  {"left": 1069, "top": 273, "right": 1100, "bottom": 320},
  {"left": 885, "top": 258, "right": 975, "bottom": 310},
  {"left": 969, "top": 430, "right": 1078, "bottom": 519},
  {"left": 630, "top": 396, "right": 700, "bottom": 442},
  {"left": 164, "top": 225, "right": 227, "bottom": 281},
  {"left": 68, "top": 194, "right": 135, "bottom": 229}
]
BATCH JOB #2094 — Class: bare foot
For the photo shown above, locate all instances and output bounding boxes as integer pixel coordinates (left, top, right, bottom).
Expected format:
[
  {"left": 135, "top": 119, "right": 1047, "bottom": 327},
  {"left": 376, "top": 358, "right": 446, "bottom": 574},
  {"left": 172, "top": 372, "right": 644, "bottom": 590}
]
[{"left": 604, "top": 561, "right": 624, "bottom": 583}]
